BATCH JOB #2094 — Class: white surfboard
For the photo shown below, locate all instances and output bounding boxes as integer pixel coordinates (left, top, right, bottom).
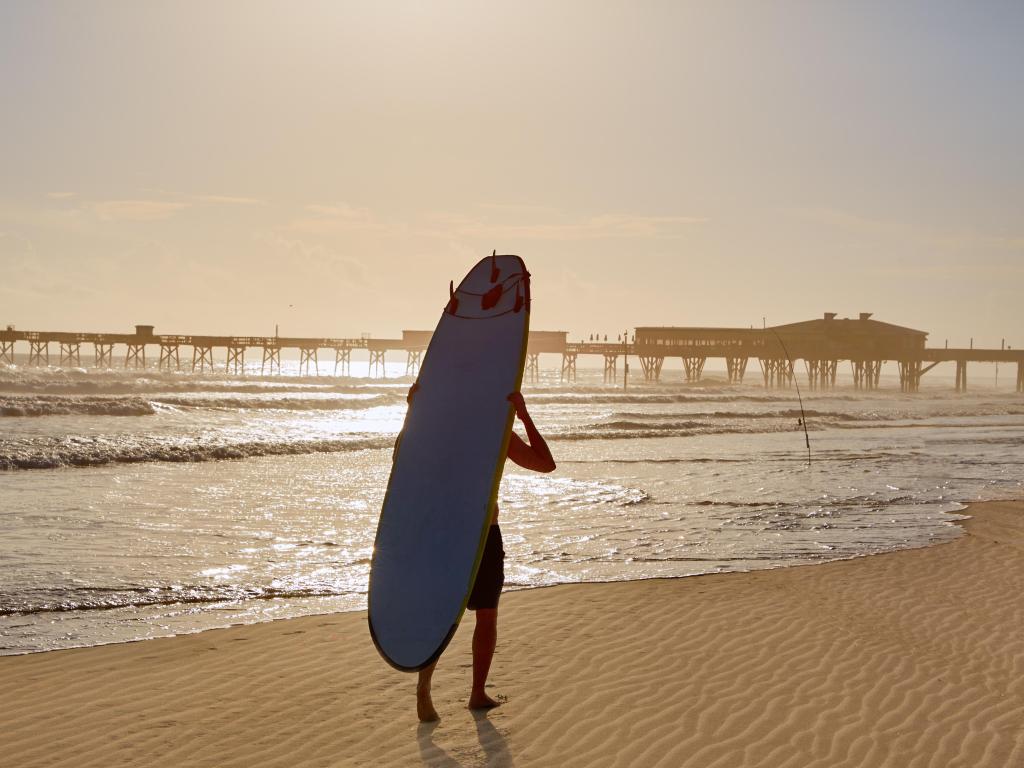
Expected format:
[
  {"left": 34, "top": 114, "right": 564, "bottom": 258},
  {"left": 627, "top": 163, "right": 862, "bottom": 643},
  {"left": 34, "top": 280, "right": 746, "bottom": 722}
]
[{"left": 368, "top": 253, "right": 530, "bottom": 671}]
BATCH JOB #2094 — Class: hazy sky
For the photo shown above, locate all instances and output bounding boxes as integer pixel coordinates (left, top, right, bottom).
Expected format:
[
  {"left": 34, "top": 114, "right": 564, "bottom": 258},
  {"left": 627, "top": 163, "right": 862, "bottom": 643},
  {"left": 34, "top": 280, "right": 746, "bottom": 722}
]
[{"left": 2, "top": 1, "right": 1022, "bottom": 347}]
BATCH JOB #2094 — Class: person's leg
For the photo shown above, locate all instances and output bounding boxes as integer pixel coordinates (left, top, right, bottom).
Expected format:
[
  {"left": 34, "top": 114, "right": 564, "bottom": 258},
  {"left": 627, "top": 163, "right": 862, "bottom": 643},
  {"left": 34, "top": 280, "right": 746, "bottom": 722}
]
[
  {"left": 469, "top": 608, "right": 500, "bottom": 709},
  {"left": 417, "top": 662, "right": 439, "bottom": 722}
]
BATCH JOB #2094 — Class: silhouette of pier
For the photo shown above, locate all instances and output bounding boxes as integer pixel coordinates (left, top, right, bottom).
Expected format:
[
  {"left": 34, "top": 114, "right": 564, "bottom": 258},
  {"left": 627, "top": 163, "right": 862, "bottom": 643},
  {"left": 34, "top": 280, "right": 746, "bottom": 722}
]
[
  {"left": 0, "top": 325, "right": 571, "bottom": 380},
  {"left": 1, "top": 315, "right": 1021, "bottom": 393}
]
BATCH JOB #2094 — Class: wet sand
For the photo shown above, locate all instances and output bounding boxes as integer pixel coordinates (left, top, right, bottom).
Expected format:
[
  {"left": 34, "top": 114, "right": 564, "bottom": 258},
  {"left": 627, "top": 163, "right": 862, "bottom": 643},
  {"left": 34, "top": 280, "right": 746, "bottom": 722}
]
[{"left": 2, "top": 500, "right": 1022, "bottom": 767}]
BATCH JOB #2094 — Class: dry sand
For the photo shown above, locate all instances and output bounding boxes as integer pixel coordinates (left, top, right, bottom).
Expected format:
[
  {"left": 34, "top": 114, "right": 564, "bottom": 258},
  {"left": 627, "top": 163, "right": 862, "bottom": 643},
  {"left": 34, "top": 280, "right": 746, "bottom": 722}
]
[{"left": 2, "top": 500, "right": 1022, "bottom": 768}]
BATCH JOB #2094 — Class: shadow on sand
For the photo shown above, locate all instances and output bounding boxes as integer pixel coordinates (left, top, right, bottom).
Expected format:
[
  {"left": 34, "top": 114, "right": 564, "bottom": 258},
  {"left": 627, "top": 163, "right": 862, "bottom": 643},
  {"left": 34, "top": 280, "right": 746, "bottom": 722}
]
[{"left": 416, "top": 712, "right": 512, "bottom": 767}]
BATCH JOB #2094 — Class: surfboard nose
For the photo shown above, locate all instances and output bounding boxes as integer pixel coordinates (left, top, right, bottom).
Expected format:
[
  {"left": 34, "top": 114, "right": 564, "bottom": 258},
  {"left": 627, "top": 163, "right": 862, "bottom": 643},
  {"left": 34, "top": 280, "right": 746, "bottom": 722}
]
[{"left": 446, "top": 254, "right": 529, "bottom": 320}]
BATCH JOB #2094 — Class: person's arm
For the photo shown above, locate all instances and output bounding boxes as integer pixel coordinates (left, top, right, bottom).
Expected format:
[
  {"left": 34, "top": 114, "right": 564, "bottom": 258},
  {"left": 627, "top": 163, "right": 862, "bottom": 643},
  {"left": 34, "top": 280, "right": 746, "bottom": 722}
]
[
  {"left": 506, "top": 392, "right": 556, "bottom": 473},
  {"left": 392, "top": 381, "right": 420, "bottom": 463}
]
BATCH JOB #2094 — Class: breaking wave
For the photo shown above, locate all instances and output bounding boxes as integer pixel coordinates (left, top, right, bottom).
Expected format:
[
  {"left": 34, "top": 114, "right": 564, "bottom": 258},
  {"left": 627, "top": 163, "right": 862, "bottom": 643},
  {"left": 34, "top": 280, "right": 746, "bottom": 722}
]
[
  {"left": 0, "top": 393, "right": 402, "bottom": 417},
  {"left": 0, "top": 435, "right": 393, "bottom": 471},
  {"left": 150, "top": 394, "right": 400, "bottom": 411},
  {"left": 0, "top": 583, "right": 362, "bottom": 617},
  {"left": 1, "top": 396, "right": 156, "bottom": 417}
]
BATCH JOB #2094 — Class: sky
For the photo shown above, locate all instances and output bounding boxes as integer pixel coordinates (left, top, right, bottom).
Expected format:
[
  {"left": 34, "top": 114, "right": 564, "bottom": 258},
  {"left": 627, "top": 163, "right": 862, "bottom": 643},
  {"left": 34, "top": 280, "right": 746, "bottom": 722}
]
[{"left": 1, "top": 1, "right": 1022, "bottom": 348}]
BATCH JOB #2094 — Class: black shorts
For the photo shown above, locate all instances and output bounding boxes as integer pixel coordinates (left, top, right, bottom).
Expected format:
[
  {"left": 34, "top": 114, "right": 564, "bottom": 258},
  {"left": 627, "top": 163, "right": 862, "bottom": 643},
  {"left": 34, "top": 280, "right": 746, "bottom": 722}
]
[{"left": 467, "top": 524, "right": 505, "bottom": 611}]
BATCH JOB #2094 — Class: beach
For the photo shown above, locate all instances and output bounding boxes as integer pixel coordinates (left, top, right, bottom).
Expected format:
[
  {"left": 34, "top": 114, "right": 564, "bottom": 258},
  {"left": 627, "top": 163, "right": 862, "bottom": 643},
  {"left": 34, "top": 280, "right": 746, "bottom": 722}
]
[{"left": 2, "top": 498, "right": 1021, "bottom": 767}]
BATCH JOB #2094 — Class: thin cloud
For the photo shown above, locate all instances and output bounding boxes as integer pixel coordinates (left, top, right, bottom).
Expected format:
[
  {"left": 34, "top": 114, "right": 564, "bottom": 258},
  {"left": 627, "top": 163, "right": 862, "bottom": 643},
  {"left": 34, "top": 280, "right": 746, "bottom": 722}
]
[
  {"left": 254, "top": 231, "right": 370, "bottom": 287},
  {"left": 928, "top": 233, "right": 1024, "bottom": 252},
  {"left": 92, "top": 200, "right": 190, "bottom": 222},
  {"left": 288, "top": 202, "right": 378, "bottom": 234},
  {"left": 194, "top": 195, "right": 265, "bottom": 206},
  {"left": 420, "top": 211, "right": 707, "bottom": 241},
  {"left": 46, "top": 192, "right": 77, "bottom": 199},
  {"left": 787, "top": 207, "right": 1024, "bottom": 254}
]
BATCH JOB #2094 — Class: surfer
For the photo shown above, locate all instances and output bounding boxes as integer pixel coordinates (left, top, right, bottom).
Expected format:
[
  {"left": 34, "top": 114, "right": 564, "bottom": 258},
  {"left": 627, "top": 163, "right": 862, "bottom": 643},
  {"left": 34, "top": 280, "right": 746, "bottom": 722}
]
[{"left": 416, "top": 390, "right": 555, "bottom": 722}]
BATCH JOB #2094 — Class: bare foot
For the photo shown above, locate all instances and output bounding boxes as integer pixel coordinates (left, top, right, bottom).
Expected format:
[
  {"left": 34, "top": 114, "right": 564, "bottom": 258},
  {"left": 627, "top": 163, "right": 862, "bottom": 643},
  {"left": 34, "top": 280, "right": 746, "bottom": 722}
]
[
  {"left": 417, "top": 685, "right": 439, "bottom": 722},
  {"left": 468, "top": 690, "right": 501, "bottom": 710}
]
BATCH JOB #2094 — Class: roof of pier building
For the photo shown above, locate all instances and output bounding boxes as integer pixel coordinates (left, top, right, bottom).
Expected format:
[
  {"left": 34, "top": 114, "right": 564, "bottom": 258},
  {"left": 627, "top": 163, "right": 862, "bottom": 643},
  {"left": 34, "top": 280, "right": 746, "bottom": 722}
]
[
  {"left": 769, "top": 313, "right": 927, "bottom": 359},
  {"left": 635, "top": 314, "right": 928, "bottom": 360},
  {"left": 770, "top": 313, "right": 927, "bottom": 338}
]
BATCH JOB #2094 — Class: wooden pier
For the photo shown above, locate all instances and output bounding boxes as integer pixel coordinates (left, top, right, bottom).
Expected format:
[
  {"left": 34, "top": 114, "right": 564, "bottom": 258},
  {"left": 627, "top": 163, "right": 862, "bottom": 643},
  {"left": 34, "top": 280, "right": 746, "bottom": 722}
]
[
  {"left": 1, "top": 316, "right": 1020, "bottom": 392},
  {"left": 0, "top": 325, "right": 572, "bottom": 380}
]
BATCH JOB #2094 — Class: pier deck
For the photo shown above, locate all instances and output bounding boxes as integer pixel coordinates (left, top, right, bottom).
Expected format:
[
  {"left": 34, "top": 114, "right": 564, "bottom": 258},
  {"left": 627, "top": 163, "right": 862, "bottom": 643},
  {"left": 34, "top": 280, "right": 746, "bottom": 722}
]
[{"left": 1, "top": 318, "right": 1020, "bottom": 392}]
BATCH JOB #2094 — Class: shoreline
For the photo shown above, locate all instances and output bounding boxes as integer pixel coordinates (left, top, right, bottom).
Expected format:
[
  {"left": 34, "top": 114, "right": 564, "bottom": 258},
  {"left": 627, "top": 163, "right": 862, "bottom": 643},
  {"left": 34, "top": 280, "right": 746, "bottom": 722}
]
[
  {"left": 2, "top": 499, "right": 1022, "bottom": 766},
  {"left": 1, "top": 498, "right": 977, "bottom": 659}
]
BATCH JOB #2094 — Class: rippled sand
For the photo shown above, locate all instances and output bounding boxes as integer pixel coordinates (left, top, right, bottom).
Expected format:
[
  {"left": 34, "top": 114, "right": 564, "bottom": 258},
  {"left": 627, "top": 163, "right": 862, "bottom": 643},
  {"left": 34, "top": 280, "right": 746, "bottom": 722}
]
[{"left": 1, "top": 499, "right": 1021, "bottom": 767}]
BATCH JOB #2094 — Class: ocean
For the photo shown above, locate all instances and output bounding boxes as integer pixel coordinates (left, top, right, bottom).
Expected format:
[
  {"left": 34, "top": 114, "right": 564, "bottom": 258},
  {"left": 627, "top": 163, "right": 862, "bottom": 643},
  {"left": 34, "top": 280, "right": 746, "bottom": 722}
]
[{"left": 2, "top": 358, "right": 1022, "bottom": 655}]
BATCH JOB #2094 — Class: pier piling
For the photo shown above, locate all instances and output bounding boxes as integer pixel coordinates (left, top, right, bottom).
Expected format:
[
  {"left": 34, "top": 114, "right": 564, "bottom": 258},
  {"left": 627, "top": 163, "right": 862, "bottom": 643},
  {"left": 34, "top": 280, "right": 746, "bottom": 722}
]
[
  {"left": 368, "top": 349, "right": 386, "bottom": 378},
  {"left": 602, "top": 353, "right": 617, "bottom": 384},
  {"left": 158, "top": 339, "right": 182, "bottom": 371},
  {"left": 192, "top": 345, "right": 214, "bottom": 373},
  {"left": 59, "top": 342, "right": 81, "bottom": 368},
  {"left": 27, "top": 335, "right": 48, "bottom": 366},
  {"left": 525, "top": 353, "right": 539, "bottom": 384},
  {"left": 637, "top": 355, "right": 664, "bottom": 382},
  {"left": 94, "top": 343, "right": 114, "bottom": 368},
  {"left": 405, "top": 350, "right": 422, "bottom": 377},
  {"left": 225, "top": 343, "right": 245, "bottom": 375},
  {"left": 898, "top": 360, "right": 923, "bottom": 393},
  {"left": 261, "top": 345, "right": 281, "bottom": 375},
  {"left": 681, "top": 356, "right": 706, "bottom": 383},
  {"left": 560, "top": 351, "right": 578, "bottom": 383},
  {"left": 299, "top": 347, "right": 319, "bottom": 377},
  {"left": 955, "top": 360, "right": 968, "bottom": 393},
  {"left": 333, "top": 347, "right": 350, "bottom": 377},
  {"left": 124, "top": 343, "right": 145, "bottom": 369},
  {"left": 725, "top": 356, "right": 748, "bottom": 384}
]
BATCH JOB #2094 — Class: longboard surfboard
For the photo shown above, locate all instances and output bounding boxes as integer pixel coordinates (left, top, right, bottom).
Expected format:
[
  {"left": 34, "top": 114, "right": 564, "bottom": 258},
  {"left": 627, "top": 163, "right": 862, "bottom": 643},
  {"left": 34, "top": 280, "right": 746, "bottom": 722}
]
[{"left": 368, "top": 253, "right": 530, "bottom": 671}]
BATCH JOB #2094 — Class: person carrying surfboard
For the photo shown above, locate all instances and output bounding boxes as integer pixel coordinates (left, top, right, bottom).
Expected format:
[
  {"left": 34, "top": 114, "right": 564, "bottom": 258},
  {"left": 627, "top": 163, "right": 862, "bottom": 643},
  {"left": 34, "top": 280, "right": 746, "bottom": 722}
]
[
  {"left": 415, "top": 390, "right": 555, "bottom": 722},
  {"left": 368, "top": 253, "right": 544, "bottom": 721}
]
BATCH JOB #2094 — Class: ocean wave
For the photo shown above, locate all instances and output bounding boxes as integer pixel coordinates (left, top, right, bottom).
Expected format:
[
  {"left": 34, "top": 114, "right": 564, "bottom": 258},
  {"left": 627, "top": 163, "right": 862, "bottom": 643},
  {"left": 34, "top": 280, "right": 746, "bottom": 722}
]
[
  {"left": 621, "top": 491, "right": 653, "bottom": 506},
  {"left": 0, "top": 583, "right": 361, "bottom": 617},
  {"left": 150, "top": 394, "right": 400, "bottom": 411},
  {"left": 0, "top": 434, "right": 393, "bottom": 471},
  {"left": 0, "top": 392, "right": 402, "bottom": 418},
  {"left": 0, "top": 396, "right": 156, "bottom": 417},
  {"left": 689, "top": 493, "right": 924, "bottom": 510},
  {"left": 0, "top": 370, "right": 406, "bottom": 396},
  {"left": 608, "top": 408, "right": 864, "bottom": 422},
  {"left": 598, "top": 419, "right": 708, "bottom": 431},
  {"left": 527, "top": 392, "right": 801, "bottom": 405},
  {"left": 552, "top": 422, "right": 809, "bottom": 441}
]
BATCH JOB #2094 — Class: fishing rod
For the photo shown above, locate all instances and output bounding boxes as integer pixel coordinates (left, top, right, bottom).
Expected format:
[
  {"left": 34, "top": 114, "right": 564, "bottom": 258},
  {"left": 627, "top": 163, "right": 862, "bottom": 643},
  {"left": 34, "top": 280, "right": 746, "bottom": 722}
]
[{"left": 767, "top": 327, "right": 811, "bottom": 467}]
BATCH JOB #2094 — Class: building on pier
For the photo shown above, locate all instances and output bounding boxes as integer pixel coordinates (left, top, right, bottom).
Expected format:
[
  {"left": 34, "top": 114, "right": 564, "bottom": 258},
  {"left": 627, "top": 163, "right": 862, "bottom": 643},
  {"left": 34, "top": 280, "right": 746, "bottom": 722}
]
[
  {"left": 767, "top": 313, "right": 927, "bottom": 391},
  {"left": 603, "top": 316, "right": 1018, "bottom": 393},
  {"left": 634, "top": 314, "right": 940, "bottom": 392}
]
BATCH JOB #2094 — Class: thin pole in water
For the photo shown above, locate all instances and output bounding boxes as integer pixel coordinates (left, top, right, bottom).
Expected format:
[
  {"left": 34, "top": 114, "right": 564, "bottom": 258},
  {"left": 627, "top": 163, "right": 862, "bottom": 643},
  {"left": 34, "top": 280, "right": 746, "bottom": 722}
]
[{"left": 623, "top": 329, "right": 629, "bottom": 391}]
